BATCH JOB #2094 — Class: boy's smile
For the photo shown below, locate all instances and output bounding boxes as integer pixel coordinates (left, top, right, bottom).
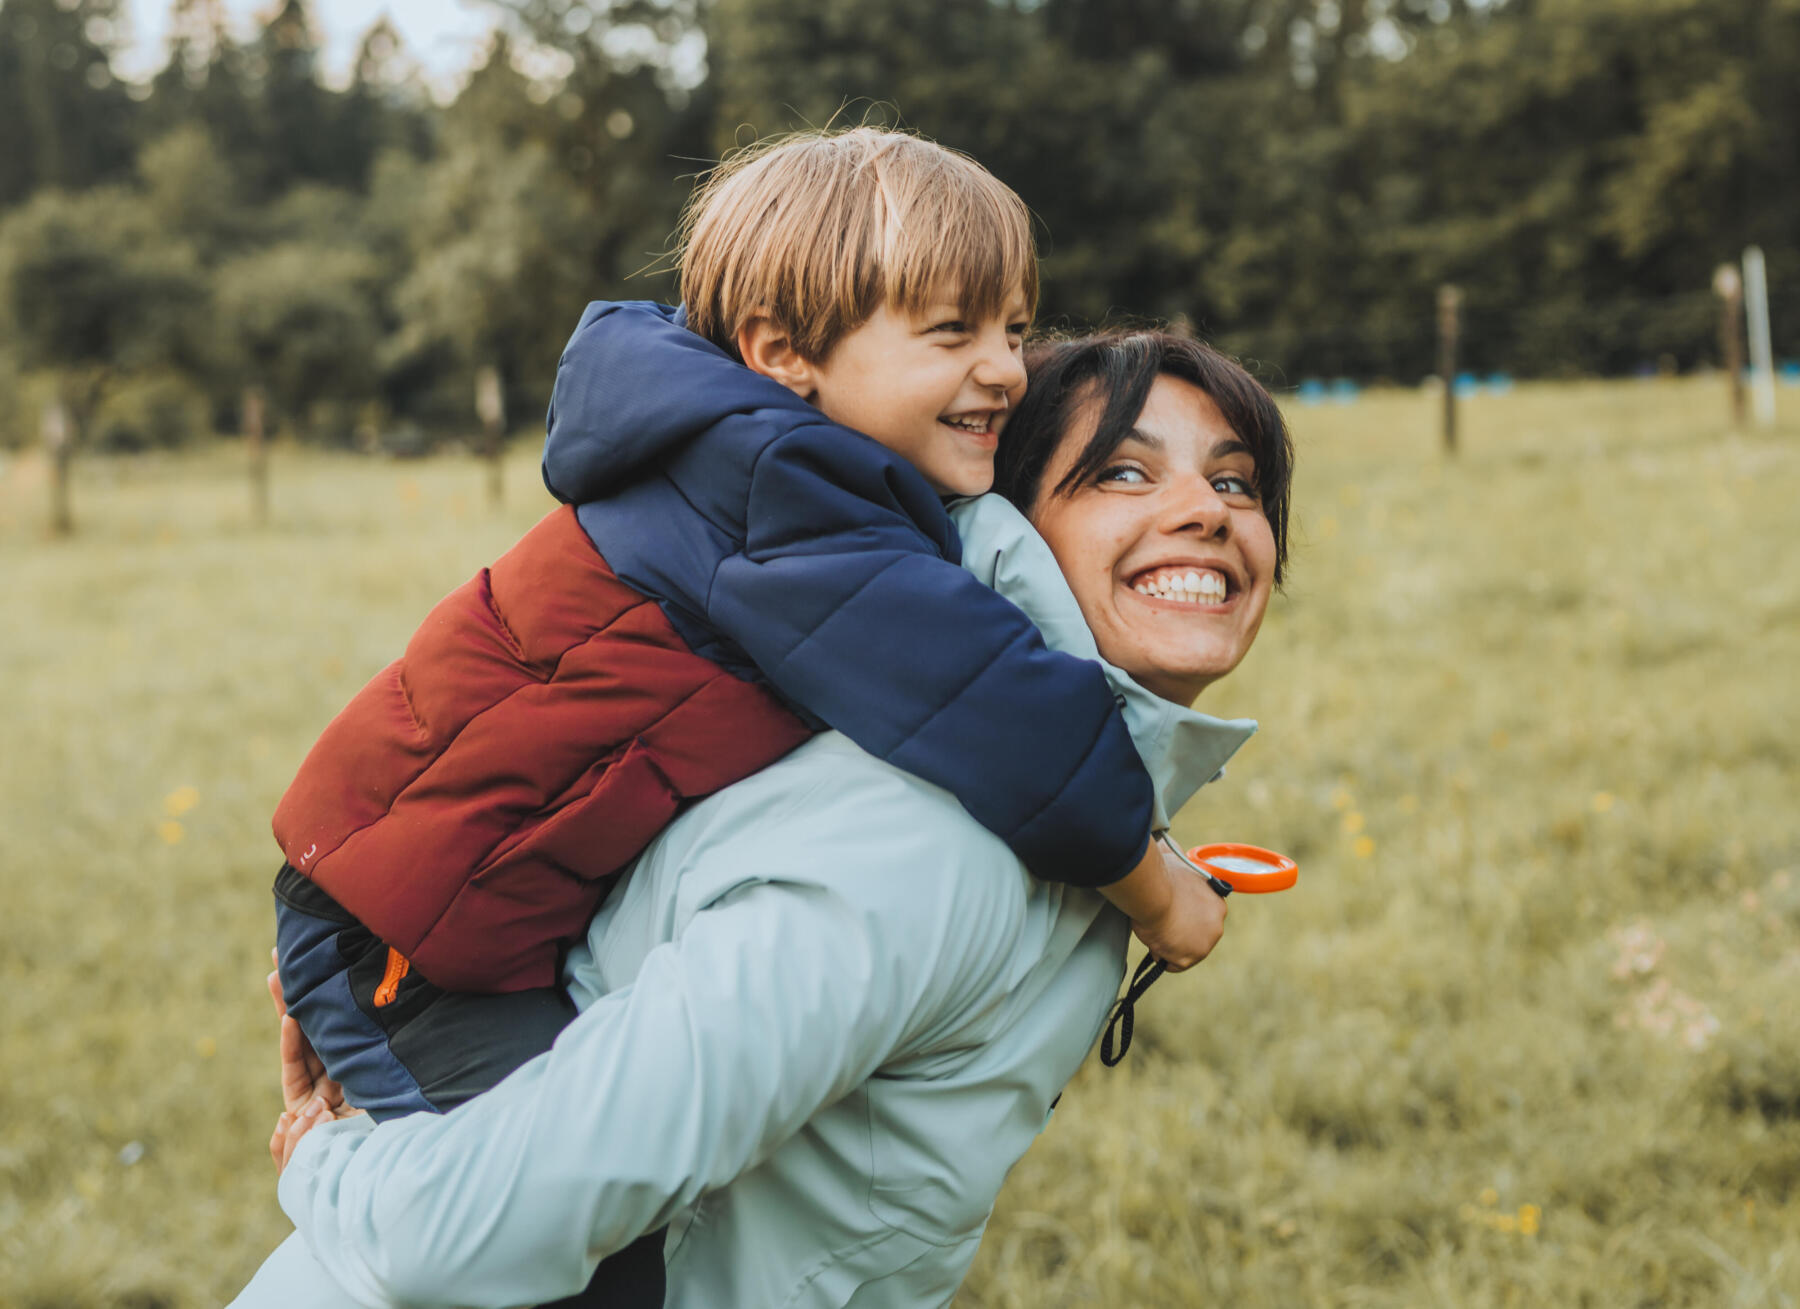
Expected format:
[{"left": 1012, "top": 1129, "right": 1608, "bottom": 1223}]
[{"left": 766, "top": 296, "right": 1032, "bottom": 498}]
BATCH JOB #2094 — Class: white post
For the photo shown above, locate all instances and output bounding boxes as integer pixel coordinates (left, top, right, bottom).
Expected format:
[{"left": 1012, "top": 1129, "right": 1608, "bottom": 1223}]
[{"left": 1743, "top": 245, "right": 1777, "bottom": 427}]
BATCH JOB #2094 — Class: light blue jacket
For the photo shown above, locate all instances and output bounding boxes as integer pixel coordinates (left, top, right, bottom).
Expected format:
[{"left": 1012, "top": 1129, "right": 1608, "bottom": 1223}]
[{"left": 234, "top": 495, "right": 1255, "bottom": 1309}]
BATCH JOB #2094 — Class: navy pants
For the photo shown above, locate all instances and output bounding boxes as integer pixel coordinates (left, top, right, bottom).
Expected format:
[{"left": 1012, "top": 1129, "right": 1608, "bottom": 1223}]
[{"left": 273, "top": 864, "right": 665, "bottom": 1307}]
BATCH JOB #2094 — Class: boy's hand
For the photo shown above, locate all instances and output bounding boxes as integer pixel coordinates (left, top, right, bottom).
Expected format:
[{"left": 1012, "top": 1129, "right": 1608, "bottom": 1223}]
[
  {"left": 1100, "top": 839, "right": 1228, "bottom": 972},
  {"left": 267, "top": 950, "right": 363, "bottom": 1174},
  {"left": 1127, "top": 851, "right": 1227, "bottom": 971}
]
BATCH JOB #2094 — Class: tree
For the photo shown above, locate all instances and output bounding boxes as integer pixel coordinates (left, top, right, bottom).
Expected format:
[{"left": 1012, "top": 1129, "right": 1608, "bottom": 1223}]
[
  {"left": 0, "top": 0, "right": 136, "bottom": 207},
  {"left": 0, "top": 188, "right": 206, "bottom": 532},
  {"left": 338, "top": 16, "right": 435, "bottom": 172},
  {"left": 389, "top": 136, "right": 595, "bottom": 501},
  {"left": 213, "top": 243, "right": 385, "bottom": 445},
  {"left": 143, "top": 0, "right": 268, "bottom": 198},
  {"left": 138, "top": 124, "right": 245, "bottom": 256}
]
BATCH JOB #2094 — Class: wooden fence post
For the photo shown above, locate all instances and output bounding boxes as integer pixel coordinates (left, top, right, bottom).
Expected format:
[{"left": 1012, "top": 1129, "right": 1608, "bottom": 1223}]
[
  {"left": 1437, "top": 284, "right": 1461, "bottom": 454},
  {"left": 244, "top": 384, "right": 269, "bottom": 527},
  {"left": 43, "top": 398, "right": 72, "bottom": 537},
  {"left": 1714, "top": 264, "right": 1746, "bottom": 430},
  {"left": 476, "top": 364, "right": 505, "bottom": 508}
]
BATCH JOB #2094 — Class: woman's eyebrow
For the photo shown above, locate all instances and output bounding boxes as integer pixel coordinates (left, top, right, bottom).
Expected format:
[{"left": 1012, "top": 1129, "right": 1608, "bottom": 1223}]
[
  {"left": 1121, "top": 428, "right": 1163, "bottom": 451},
  {"left": 1211, "top": 437, "right": 1253, "bottom": 459}
]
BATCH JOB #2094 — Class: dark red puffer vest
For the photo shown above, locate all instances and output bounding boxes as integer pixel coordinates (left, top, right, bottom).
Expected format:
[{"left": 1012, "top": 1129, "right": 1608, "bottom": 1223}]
[{"left": 272, "top": 506, "right": 812, "bottom": 993}]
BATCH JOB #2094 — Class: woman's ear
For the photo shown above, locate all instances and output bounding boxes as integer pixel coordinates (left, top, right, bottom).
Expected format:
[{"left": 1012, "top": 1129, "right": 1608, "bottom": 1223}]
[{"left": 736, "top": 315, "right": 819, "bottom": 400}]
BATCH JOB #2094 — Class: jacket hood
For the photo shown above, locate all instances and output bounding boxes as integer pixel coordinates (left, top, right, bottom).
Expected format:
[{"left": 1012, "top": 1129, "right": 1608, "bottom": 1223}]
[{"left": 542, "top": 301, "right": 824, "bottom": 504}]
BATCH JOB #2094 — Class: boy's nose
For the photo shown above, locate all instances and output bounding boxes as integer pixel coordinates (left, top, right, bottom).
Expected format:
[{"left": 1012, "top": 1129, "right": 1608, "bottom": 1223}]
[{"left": 974, "top": 335, "right": 1027, "bottom": 395}]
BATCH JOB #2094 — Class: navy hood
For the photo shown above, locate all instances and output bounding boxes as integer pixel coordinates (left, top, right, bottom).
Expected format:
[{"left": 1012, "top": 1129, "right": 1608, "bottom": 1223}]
[{"left": 542, "top": 301, "right": 827, "bottom": 504}]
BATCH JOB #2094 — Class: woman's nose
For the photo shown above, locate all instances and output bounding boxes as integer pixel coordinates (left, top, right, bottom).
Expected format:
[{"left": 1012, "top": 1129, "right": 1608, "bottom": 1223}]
[{"left": 1164, "top": 477, "right": 1231, "bottom": 540}]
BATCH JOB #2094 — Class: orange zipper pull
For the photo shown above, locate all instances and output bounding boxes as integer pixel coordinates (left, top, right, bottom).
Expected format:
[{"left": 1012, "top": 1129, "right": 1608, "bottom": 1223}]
[{"left": 373, "top": 948, "right": 410, "bottom": 1007}]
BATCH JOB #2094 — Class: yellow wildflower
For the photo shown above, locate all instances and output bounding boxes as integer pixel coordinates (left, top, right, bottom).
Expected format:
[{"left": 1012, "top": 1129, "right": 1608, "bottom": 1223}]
[
  {"left": 164, "top": 785, "right": 200, "bottom": 817},
  {"left": 158, "top": 820, "right": 185, "bottom": 846}
]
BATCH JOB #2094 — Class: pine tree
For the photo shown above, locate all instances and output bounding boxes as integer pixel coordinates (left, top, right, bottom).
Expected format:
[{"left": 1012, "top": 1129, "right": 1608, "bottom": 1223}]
[{"left": 0, "top": 0, "right": 137, "bottom": 205}]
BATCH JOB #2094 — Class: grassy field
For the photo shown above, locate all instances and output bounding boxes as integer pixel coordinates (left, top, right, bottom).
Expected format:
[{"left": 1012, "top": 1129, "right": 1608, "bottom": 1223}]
[{"left": 3, "top": 377, "right": 1797, "bottom": 1307}]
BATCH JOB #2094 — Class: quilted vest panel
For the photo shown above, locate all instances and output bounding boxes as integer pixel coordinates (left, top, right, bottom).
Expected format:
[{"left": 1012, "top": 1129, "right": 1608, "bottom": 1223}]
[{"left": 272, "top": 506, "right": 812, "bottom": 992}]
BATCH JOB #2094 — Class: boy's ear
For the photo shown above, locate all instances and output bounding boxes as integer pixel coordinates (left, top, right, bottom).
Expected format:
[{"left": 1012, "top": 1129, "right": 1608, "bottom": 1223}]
[{"left": 736, "top": 314, "right": 819, "bottom": 400}]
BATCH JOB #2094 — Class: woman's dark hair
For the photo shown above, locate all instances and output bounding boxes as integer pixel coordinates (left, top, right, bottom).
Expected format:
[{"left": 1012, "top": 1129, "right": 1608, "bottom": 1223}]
[{"left": 994, "top": 331, "right": 1294, "bottom": 582}]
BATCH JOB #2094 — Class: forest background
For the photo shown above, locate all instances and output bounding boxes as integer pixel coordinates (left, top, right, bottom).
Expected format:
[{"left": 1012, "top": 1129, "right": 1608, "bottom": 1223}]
[{"left": 2, "top": 0, "right": 1798, "bottom": 463}]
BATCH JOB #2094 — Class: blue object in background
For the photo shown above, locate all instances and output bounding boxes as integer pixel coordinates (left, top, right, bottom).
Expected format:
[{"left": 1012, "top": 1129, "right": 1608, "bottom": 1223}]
[
  {"left": 1296, "top": 378, "right": 1327, "bottom": 405},
  {"left": 1329, "top": 378, "right": 1360, "bottom": 404},
  {"left": 1454, "top": 372, "right": 1481, "bottom": 397},
  {"left": 1486, "top": 372, "right": 1515, "bottom": 395},
  {"left": 1780, "top": 361, "right": 1800, "bottom": 386}
]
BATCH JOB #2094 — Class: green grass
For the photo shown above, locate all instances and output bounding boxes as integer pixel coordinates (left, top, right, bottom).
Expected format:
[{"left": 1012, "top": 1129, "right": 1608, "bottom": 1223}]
[{"left": 3, "top": 377, "right": 1798, "bottom": 1307}]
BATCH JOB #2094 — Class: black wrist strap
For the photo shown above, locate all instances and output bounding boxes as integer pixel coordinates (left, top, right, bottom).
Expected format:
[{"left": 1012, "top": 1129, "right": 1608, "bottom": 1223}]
[
  {"left": 1101, "top": 837, "right": 1232, "bottom": 1067},
  {"left": 1100, "top": 953, "right": 1166, "bottom": 1067}
]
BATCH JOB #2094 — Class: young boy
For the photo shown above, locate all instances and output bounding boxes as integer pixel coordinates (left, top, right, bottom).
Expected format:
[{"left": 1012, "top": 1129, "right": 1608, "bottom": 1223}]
[{"left": 271, "top": 129, "right": 1219, "bottom": 1147}]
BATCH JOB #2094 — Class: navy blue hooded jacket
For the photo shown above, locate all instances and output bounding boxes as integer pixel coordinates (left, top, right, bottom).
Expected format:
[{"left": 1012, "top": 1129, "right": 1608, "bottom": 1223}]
[{"left": 542, "top": 301, "right": 1155, "bottom": 888}]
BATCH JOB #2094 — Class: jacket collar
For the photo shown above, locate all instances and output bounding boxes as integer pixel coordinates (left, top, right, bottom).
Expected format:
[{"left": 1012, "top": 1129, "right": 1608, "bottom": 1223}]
[{"left": 1105, "top": 664, "right": 1255, "bottom": 832}]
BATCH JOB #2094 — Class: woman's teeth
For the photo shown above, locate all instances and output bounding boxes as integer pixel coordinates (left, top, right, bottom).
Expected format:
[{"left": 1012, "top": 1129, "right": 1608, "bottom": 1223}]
[{"left": 1132, "top": 569, "right": 1228, "bottom": 604}]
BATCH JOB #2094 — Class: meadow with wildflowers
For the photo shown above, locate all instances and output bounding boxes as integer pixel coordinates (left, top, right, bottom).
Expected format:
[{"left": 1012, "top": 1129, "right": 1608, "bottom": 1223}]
[{"left": 2, "top": 377, "right": 1797, "bottom": 1307}]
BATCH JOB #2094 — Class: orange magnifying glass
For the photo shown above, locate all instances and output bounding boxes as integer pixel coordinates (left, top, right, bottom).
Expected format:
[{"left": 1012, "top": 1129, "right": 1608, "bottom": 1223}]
[{"left": 1185, "top": 842, "right": 1299, "bottom": 895}]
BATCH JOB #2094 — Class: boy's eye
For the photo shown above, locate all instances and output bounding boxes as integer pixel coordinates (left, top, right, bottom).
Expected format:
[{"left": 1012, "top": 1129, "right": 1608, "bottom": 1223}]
[{"left": 929, "top": 320, "right": 969, "bottom": 335}]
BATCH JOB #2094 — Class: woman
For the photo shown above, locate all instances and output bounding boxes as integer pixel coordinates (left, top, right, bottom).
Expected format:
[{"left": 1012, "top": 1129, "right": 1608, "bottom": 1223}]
[{"left": 239, "top": 330, "right": 1293, "bottom": 1309}]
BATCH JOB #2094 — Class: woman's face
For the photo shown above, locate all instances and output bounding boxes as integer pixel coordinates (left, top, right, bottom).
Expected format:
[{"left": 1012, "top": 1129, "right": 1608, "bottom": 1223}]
[{"left": 1029, "top": 375, "right": 1277, "bottom": 706}]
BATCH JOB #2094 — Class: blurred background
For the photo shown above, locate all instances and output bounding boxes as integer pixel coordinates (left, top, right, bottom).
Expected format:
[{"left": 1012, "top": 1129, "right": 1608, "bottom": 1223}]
[
  {"left": 2, "top": 1, "right": 1798, "bottom": 1306},
  {"left": 2, "top": 0, "right": 1797, "bottom": 477}
]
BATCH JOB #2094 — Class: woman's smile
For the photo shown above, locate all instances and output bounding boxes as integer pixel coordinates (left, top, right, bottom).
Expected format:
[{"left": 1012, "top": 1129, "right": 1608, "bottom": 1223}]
[{"left": 1126, "top": 560, "right": 1238, "bottom": 606}]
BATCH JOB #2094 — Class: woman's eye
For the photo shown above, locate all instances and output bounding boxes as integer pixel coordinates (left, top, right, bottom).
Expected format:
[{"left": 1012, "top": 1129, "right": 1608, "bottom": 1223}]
[
  {"left": 1212, "top": 474, "right": 1257, "bottom": 498},
  {"left": 1096, "top": 465, "right": 1149, "bottom": 486}
]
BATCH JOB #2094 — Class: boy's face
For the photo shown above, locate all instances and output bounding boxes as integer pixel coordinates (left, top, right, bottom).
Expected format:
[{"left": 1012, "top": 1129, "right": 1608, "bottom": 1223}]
[{"left": 799, "top": 295, "right": 1032, "bottom": 497}]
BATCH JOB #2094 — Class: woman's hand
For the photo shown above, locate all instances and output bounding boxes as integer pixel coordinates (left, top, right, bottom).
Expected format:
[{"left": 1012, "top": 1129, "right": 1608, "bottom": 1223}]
[
  {"left": 267, "top": 950, "right": 364, "bottom": 1174},
  {"left": 1100, "top": 840, "right": 1228, "bottom": 972}
]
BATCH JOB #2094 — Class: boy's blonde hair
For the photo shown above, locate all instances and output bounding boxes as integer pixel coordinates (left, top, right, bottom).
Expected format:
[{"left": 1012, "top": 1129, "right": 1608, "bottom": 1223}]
[{"left": 678, "top": 127, "right": 1039, "bottom": 362}]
